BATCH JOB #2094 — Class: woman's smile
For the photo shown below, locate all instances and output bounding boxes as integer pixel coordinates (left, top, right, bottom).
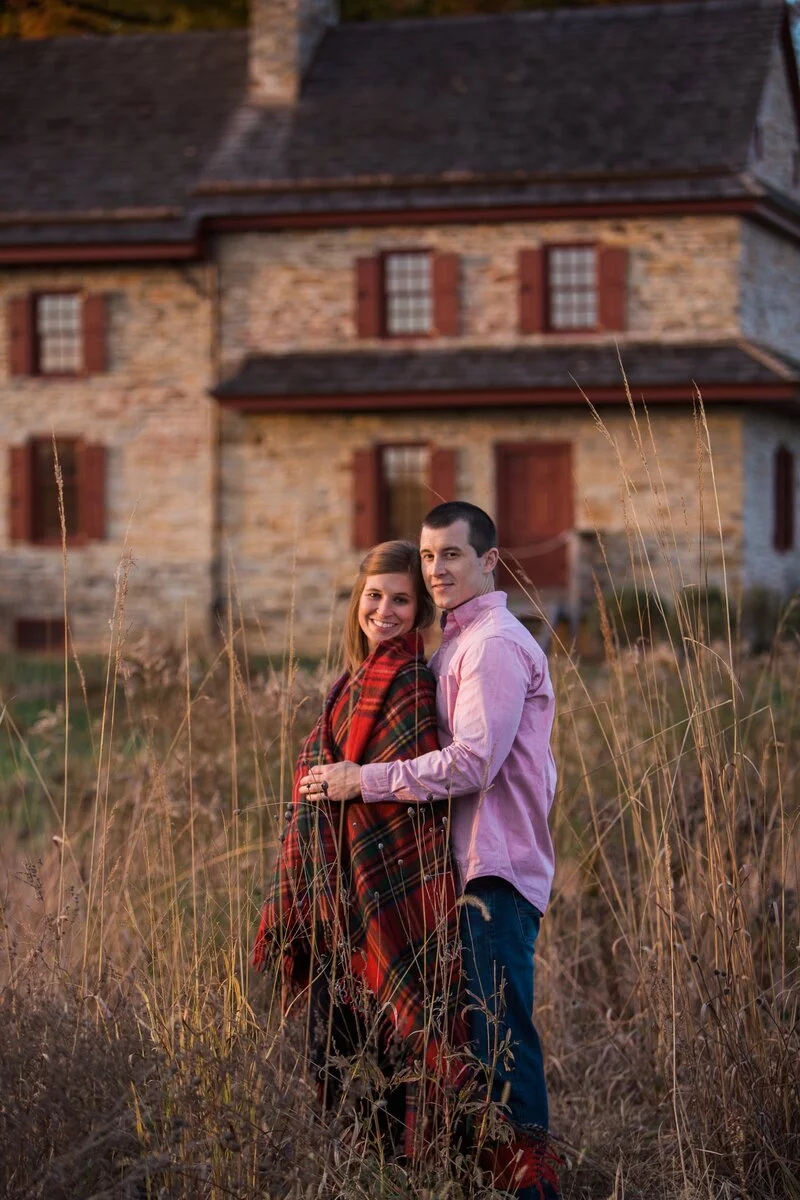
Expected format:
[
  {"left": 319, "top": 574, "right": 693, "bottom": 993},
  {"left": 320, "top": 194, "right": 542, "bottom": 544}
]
[{"left": 357, "top": 572, "right": 417, "bottom": 650}]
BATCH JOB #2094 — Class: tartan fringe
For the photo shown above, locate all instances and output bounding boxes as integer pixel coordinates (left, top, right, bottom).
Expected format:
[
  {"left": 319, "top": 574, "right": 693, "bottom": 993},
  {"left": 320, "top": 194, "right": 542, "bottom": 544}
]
[{"left": 479, "top": 1116, "right": 563, "bottom": 1197}]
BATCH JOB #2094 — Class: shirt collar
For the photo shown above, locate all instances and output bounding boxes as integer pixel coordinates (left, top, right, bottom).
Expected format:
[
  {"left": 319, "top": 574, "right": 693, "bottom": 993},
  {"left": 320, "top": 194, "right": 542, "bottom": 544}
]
[{"left": 440, "top": 590, "right": 507, "bottom": 638}]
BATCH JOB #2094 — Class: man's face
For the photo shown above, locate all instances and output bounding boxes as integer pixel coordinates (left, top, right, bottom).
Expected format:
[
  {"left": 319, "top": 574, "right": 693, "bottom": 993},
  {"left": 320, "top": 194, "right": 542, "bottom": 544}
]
[{"left": 419, "top": 519, "right": 498, "bottom": 610}]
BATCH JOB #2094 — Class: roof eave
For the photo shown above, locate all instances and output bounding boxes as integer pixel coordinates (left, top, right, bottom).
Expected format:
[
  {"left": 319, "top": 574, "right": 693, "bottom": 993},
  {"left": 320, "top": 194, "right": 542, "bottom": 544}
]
[
  {"left": 3, "top": 183, "right": 800, "bottom": 266},
  {"left": 0, "top": 238, "right": 202, "bottom": 265},
  {"left": 214, "top": 382, "right": 800, "bottom": 413},
  {"left": 204, "top": 194, "right": 755, "bottom": 229},
  {"left": 203, "top": 193, "right": 800, "bottom": 246}
]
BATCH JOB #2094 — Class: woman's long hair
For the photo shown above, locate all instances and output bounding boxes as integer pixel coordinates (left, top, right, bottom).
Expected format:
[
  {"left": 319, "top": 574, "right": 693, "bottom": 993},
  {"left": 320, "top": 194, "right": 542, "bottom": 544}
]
[{"left": 343, "top": 540, "right": 435, "bottom": 675}]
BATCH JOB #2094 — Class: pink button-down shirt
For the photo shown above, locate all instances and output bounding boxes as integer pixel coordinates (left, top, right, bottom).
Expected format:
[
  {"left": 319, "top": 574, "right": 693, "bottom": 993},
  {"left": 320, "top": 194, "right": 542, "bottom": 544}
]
[{"left": 360, "top": 591, "right": 556, "bottom": 914}]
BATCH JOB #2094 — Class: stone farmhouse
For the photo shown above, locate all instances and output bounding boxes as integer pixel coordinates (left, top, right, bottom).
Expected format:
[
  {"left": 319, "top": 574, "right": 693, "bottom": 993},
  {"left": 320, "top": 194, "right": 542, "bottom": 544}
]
[{"left": 1, "top": 0, "right": 800, "bottom": 655}]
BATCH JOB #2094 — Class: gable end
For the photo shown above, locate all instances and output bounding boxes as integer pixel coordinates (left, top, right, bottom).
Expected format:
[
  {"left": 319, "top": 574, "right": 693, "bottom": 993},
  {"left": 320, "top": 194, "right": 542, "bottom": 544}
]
[{"left": 747, "top": 15, "right": 800, "bottom": 203}]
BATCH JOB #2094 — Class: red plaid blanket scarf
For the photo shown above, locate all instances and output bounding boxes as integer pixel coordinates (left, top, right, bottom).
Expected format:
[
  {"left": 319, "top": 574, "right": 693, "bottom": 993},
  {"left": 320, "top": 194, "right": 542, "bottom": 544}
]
[
  {"left": 253, "top": 632, "right": 562, "bottom": 1193},
  {"left": 253, "top": 633, "right": 466, "bottom": 1152}
]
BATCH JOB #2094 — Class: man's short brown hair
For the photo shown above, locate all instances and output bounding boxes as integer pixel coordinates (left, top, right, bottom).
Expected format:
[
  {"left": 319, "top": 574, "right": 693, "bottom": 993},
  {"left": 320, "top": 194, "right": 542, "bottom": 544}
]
[{"left": 422, "top": 502, "right": 497, "bottom": 557}]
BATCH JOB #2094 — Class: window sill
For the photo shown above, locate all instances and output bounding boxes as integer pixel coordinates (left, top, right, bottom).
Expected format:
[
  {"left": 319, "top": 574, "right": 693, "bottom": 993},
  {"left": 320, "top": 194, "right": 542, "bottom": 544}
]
[
  {"left": 543, "top": 325, "right": 603, "bottom": 336},
  {"left": 28, "top": 534, "right": 91, "bottom": 548},
  {"left": 381, "top": 331, "right": 437, "bottom": 342},
  {"left": 32, "top": 371, "right": 88, "bottom": 380}
]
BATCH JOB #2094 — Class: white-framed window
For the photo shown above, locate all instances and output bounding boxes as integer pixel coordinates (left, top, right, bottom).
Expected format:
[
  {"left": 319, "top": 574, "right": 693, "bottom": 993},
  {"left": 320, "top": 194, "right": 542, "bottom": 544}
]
[
  {"left": 384, "top": 251, "right": 433, "bottom": 336},
  {"left": 36, "top": 293, "right": 83, "bottom": 374},
  {"left": 547, "top": 245, "right": 598, "bottom": 331}
]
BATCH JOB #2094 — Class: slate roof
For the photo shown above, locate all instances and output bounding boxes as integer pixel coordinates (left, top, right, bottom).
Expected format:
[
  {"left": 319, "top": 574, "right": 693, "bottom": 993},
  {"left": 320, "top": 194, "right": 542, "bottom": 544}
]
[
  {"left": 0, "top": 0, "right": 793, "bottom": 249},
  {"left": 214, "top": 341, "right": 800, "bottom": 406},
  {"left": 201, "top": 0, "right": 784, "bottom": 203},
  {"left": 0, "top": 31, "right": 246, "bottom": 247}
]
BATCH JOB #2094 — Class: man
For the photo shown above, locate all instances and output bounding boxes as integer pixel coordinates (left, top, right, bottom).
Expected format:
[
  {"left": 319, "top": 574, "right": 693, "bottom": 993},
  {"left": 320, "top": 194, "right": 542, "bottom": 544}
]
[{"left": 301, "top": 501, "right": 559, "bottom": 1199}]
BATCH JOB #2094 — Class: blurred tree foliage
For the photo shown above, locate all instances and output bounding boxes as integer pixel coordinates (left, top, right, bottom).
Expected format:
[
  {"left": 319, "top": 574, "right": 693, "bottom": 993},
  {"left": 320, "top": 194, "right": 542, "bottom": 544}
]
[
  {"left": 0, "top": 0, "right": 687, "bottom": 38},
  {"left": 0, "top": 0, "right": 248, "bottom": 37},
  {"left": 1, "top": 0, "right": 793, "bottom": 36}
]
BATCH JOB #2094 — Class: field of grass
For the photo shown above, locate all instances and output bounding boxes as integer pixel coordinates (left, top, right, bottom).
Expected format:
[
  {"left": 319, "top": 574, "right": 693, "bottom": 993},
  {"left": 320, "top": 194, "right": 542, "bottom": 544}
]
[{"left": 1, "top": 416, "right": 798, "bottom": 1198}]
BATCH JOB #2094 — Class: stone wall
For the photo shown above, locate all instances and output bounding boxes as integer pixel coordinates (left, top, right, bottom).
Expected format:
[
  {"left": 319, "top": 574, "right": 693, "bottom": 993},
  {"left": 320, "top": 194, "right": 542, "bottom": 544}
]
[
  {"left": 4, "top": 199, "right": 796, "bottom": 657},
  {"left": 216, "top": 212, "right": 756, "bottom": 655},
  {"left": 220, "top": 405, "right": 744, "bottom": 656},
  {"left": 740, "top": 40, "right": 800, "bottom": 362},
  {"left": 742, "top": 408, "right": 800, "bottom": 595},
  {"left": 216, "top": 215, "right": 742, "bottom": 371},
  {"left": 740, "top": 221, "right": 800, "bottom": 361},
  {"left": 0, "top": 264, "right": 216, "bottom": 650}
]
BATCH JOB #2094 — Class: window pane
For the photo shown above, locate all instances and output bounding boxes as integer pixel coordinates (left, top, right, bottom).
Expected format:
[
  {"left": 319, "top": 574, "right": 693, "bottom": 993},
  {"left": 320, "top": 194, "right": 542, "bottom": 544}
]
[
  {"left": 385, "top": 252, "right": 432, "bottom": 336},
  {"left": 15, "top": 619, "right": 65, "bottom": 653},
  {"left": 548, "top": 247, "right": 597, "bottom": 330},
  {"left": 37, "top": 294, "right": 83, "bottom": 374},
  {"left": 382, "top": 445, "right": 429, "bottom": 540},
  {"left": 774, "top": 446, "right": 795, "bottom": 552},
  {"left": 32, "top": 439, "right": 79, "bottom": 541}
]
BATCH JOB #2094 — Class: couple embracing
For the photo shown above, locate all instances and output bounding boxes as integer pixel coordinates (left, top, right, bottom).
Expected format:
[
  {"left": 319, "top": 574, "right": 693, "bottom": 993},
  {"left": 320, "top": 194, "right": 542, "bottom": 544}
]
[{"left": 254, "top": 501, "right": 560, "bottom": 1200}]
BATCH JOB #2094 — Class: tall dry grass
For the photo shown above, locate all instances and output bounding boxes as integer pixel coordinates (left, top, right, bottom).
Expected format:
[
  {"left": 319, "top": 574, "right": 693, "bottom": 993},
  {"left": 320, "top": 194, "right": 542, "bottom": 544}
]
[{"left": 0, "top": 404, "right": 798, "bottom": 1199}]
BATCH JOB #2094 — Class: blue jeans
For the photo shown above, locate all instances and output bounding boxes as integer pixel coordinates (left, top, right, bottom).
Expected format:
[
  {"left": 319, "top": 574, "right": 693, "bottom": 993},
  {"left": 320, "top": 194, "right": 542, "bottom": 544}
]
[{"left": 460, "top": 876, "right": 557, "bottom": 1200}]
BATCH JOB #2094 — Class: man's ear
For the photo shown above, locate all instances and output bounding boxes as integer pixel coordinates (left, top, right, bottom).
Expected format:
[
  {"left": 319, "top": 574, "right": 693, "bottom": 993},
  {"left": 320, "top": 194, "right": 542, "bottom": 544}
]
[{"left": 484, "top": 547, "right": 500, "bottom": 573}]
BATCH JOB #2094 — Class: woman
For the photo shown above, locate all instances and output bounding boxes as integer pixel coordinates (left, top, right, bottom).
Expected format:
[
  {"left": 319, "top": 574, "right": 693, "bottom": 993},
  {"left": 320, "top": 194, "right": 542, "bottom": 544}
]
[{"left": 253, "top": 540, "right": 465, "bottom": 1158}]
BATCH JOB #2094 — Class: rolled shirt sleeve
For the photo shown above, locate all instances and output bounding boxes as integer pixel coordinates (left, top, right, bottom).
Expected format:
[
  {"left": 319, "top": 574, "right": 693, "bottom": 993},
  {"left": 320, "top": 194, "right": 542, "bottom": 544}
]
[{"left": 360, "top": 636, "right": 531, "bottom": 804}]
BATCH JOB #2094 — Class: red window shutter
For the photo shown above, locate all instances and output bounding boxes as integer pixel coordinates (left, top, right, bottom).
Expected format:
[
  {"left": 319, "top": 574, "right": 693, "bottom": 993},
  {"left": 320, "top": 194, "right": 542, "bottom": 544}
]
[
  {"left": 355, "top": 257, "right": 382, "bottom": 339},
  {"left": 78, "top": 442, "right": 106, "bottom": 540},
  {"left": 432, "top": 253, "right": 460, "bottom": 337},
  {"left": 519, "top": 249, "right": 546, "bottom": 334},
  {"left": 8, "top": 295, "right": 35, "bottom": 376},
  {"left": 9, "top": 443, "right": 33, "bottom": 542},
  {"left": 598, "top": 245, "right": 628, "bottom": 331},
  {"left": 352, "top": 447, "right": 381, "bottom": 549},
  {"left": 82, "top": 293, "right": 107, "bottom": 374},
  {"left": 429, "top": 448, "right": 457, "bottom": 505},
  {"left": 774, "top": 446, "right": 795, "bottom": 552},
  {"left": 495, "top": 441, "right": 573, "bottom": 589}
]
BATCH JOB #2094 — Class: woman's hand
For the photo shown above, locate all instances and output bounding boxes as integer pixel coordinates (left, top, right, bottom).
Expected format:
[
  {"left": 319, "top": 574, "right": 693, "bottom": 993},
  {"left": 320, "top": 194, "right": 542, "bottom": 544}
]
[{"left": 300, "top": 762, "right": 362, "bottom": 802}]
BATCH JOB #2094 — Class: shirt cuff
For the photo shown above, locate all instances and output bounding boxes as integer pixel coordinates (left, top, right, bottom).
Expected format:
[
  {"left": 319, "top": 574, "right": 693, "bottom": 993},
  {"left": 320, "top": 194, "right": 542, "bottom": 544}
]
[{"left": 360, "top": 762, "right": 391, "bottom": 803}]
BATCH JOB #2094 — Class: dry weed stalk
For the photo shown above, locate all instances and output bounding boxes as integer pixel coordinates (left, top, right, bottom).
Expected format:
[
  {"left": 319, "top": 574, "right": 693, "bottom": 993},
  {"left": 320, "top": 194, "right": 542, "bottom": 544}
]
[{"left": 0, "top": 390, "right": 797, "bottom": 1198}]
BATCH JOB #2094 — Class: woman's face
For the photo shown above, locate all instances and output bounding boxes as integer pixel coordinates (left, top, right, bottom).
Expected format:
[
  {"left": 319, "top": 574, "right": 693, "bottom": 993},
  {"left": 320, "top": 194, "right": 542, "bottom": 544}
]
[{"left": 357, "top": 572, "right": 418, "bottom": 651}]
